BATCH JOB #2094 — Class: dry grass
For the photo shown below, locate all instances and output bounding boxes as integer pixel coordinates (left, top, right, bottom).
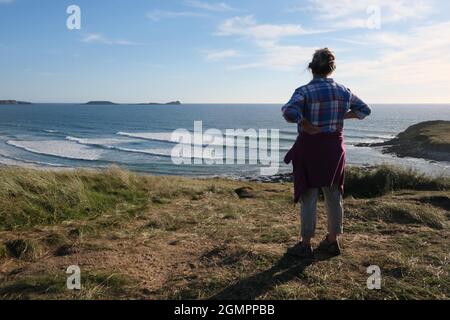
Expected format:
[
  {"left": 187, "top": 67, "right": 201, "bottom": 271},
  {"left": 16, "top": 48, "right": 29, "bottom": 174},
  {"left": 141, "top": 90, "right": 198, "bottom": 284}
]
[{"left": 0, "top": 166, "right": 449, "bottom": 300}]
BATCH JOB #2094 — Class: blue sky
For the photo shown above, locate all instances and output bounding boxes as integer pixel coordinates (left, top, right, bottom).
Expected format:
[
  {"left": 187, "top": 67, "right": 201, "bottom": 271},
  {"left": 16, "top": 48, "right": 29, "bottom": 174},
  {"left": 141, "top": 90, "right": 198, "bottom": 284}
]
[{"left": 1, "top": 0, "right": 450, "bottom": 103}]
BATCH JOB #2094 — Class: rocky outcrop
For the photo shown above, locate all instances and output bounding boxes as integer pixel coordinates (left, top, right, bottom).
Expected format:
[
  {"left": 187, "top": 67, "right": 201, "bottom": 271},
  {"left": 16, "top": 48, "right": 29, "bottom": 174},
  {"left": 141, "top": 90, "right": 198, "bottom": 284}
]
[{"left": 357, "top": 121, "right": 450, "bottom": 162}]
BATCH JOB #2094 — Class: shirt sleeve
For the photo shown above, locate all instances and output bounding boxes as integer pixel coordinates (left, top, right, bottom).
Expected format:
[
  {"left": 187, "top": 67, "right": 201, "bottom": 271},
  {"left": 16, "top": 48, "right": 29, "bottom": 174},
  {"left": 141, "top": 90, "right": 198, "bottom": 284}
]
[
  {"left": 349, "top": 91, "right": 371, "bottom": 120},
  {"left": 281, "top": 88, "right": 305, "bottom": 123}
]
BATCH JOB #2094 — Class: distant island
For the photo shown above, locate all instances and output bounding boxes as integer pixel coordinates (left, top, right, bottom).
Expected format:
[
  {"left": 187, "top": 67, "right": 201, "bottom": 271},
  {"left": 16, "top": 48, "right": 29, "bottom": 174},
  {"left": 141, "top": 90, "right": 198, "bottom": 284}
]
[
  {"left": 137, "top": 101, "right": 181, "bottom": 105},
  {"left": 357, "top": 120, "right": 450, "bottom": 162},
  {"left": 84, "top": 101, "right": 118, "bottom": 105},
  {"left": 84, "top": 100, "right": 181, "bottom": 105},
  {"left": 0, "top": 100, "right": 32, "bottom": 105}
]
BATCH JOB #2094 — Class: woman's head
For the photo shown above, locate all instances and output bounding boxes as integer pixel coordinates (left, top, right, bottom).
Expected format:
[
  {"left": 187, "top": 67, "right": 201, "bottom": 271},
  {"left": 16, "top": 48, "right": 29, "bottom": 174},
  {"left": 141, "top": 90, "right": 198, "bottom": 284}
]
[{"left": 308, "top": 48, "right": 336, "bottom": 77}]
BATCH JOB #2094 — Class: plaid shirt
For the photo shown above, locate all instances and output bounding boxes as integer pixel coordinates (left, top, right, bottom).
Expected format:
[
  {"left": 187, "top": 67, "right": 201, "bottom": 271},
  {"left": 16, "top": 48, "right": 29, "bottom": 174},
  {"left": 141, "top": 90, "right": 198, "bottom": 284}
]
[{"left": 282, "top": 78, "right": 371, "bottom": 133}]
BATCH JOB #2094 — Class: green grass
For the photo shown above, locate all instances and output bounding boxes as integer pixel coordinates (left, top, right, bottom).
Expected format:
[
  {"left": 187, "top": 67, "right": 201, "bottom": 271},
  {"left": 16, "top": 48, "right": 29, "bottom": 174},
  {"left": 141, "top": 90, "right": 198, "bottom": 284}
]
[
  {"left": 396, "top": 120, "right": 450, "bottom": 148},
  {"left": 1, "top": 164, "right": 446, "bottom": 230},
  {"left": 0, "top": 275, "right": 66, "bottom": 299},
  {"left": 0, "top": 165, "right": 448, "bottom": 300},
  {"left": 380, "top": 121, "right": 450, "bottom": 161},
  {"left": 364, "top": 201, "right": 446, "bottom": 229},
  {"left": 345, "top": 165, "right": 449, "bottom": 198},
  {"left": 0, "top": 166, "right": 225, "bottom": 230},
  {"left": 0, "top": 272, "right": 132, "bottom": 300},
  {"left": 0, "top": 166, "right": 149, "bottom": 230}
]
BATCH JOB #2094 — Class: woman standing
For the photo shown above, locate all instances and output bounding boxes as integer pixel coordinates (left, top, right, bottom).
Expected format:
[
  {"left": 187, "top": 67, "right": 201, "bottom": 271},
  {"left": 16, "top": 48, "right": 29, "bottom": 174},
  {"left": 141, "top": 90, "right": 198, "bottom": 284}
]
[{"left": 282, "top": 48, "right": 371, "bottom": 258}]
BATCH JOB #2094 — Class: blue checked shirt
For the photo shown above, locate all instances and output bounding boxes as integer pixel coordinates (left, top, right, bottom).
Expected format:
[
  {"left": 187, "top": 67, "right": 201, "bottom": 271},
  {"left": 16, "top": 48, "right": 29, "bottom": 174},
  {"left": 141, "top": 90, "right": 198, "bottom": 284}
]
[{"left": 282, "top": 78, "right": 371, "bottom": 133}]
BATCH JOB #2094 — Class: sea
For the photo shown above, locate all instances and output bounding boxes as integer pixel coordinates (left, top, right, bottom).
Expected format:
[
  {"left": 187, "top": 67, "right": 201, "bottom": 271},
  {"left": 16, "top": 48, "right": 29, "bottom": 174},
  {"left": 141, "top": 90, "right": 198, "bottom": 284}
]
[{"left": 0, "top": 103, "right": 449, "bottom": 177}]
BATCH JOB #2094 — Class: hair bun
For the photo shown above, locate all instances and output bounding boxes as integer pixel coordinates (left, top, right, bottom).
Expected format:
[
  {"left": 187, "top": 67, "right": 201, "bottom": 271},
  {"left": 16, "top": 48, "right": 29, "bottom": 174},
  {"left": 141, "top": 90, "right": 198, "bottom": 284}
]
[{"left": 308, "top": 48, "right": 336, "bottom": 76}]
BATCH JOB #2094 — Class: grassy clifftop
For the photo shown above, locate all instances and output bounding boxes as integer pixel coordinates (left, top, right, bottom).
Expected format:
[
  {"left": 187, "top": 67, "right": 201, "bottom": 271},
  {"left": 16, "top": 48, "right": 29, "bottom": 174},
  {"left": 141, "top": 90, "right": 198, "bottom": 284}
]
[
  {"left": 362, "top": 121, "right": 450, "bottom": 162},
  {"left": 0, "top": 166, "right": 449, "bottom": 300}
]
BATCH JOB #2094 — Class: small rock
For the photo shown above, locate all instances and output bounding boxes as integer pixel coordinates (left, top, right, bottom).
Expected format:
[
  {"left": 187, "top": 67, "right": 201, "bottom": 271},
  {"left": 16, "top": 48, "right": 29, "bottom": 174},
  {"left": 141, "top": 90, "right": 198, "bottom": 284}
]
[{"left": 234, "top": 187, "right": 257, "bottom": 199}]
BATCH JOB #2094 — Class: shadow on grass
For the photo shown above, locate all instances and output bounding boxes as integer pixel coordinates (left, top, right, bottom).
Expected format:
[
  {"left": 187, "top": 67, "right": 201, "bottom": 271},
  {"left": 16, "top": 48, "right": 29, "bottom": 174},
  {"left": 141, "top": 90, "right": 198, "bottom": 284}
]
[
  {"left": 0, "top": 275, "right": 66, "bottom": 299},
  {"left": 209, "top": 251, "right": 334, "bottom": 300},
  {"left": 416, "top": 195, "right": 450, "bottom": 211}
]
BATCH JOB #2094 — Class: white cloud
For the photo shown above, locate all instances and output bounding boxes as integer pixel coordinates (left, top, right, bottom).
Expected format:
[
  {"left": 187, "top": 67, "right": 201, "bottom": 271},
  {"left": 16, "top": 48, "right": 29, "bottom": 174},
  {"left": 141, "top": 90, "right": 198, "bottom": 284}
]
[
  {"left": 114, "top": 40, "right": 140, "bottom": 46},
  {"left": 146, "top": 9, "right": 206, "bottom": 21},
  {"left": 205, "top": 49, "right": 240, "bottom": 61},
  {"left": 306, "top": 0, "right": 434, "bottom": 29},
  {"left": 216, "top": 16, "right": 324, "bottom": 71},
  {"left": 340, "top": 22, "right": 450, "bottom": 78},
  {"left": 184, "top": 0, "right": 233, "bottom": 12},
  {"left": 81, "top": 33, "right": 141, "bottom": 46},
  {"left": 81, "top": 33, "right": 104, "bottom": 43},
  {"left": 336, "top": 21, "right": 450, "bottom": 102},
  {"left": 217, "top": 15, "right": 320, "bottom": 40},
  {"left": 209, "top": 3, "right": 450, "bottom": 102},
  {"left": 258, "top": 43, "right": 314, "bottom": 71},
  {"left": 0, "top": 0, "right": 14, "bottom": 4}
]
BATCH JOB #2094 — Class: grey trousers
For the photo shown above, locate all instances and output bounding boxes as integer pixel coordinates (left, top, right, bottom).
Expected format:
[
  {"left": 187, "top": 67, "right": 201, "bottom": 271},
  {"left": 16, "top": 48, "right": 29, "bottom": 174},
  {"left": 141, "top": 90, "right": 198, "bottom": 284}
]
[{"left": 300, "top": 185, "right": 344, "bottom": 238}]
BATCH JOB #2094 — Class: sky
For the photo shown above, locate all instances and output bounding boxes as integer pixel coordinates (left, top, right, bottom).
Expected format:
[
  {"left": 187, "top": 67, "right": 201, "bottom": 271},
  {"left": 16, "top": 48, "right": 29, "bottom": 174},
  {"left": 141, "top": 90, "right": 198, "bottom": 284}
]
[{"left": 1, "top": 0, "right": 450, "bottom": 104}]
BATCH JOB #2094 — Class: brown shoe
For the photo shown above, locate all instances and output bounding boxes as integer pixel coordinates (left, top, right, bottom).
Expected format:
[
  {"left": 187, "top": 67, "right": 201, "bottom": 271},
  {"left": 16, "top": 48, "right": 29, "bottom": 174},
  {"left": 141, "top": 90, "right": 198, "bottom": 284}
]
[
  {"left": 317, "top": 235, "right": 341, "bottom": 256},
  {"left": 287, "top": 242, "right": 314, "bottom": 259}
]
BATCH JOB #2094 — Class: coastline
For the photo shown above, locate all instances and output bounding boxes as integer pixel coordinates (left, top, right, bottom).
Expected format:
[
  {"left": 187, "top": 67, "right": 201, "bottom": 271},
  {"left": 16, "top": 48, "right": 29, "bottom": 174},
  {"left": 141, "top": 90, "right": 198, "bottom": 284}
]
[
  {"left": 0, "top": 159, "right": 448, "bottom": 181},
  {"left": 357, "top": 121, "right": 450, "bottom": 163}
]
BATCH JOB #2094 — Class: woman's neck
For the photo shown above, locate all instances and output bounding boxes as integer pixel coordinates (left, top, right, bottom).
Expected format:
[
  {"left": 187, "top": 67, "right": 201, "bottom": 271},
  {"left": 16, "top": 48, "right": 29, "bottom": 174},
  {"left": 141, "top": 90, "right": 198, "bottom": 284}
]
[{"left": 313, "top": 75, "right": 329, "bottom": 80}]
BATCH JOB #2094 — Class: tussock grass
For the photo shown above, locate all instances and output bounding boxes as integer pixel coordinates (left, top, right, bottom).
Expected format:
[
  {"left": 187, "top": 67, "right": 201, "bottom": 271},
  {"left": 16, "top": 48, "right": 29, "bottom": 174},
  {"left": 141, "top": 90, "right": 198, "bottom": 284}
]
[
  {"left": 4, "top": 239, "right": 42, "bottom": 260},
  {"left": 217, "top": 202, "right": 248, "bottom": 220},
  {"left": 42, "top": 232, "right": 69, "bottom": 247},
  {"left": 146, "top": 210, "right": 201, "bottom": 232},
  {"left": 1, "top": 165, "right": 445, "bottom": 230},
  {"left": 345, "top": 165, "right": 449, "bottom": 198},
  {"left": 0, "top": 166, "right": 149, "bottom": 230},
  {"left": 0, "top": 166, "right": 224, "bottom": 231},
  {"left": 360, "top": 201, "right": 446, "bottom": 229}
]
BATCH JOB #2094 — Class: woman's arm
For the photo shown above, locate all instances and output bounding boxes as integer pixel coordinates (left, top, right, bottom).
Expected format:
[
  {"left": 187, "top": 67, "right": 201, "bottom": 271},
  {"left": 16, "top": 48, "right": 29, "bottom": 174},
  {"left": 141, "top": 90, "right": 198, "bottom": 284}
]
[
  {"left": 281, "top": 88, "right": 305, "bottom": 123},
  {"left": 282, "top": 88, "right": 321, "bottom": 134},
  {"left": 349, "top": 92, "right": 371, "bottom": 120}
]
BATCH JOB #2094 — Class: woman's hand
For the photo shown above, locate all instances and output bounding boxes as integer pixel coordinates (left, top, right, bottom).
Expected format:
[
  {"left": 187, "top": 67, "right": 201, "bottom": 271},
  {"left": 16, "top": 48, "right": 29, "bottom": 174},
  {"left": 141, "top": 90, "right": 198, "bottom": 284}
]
[
  {"left": 301, "top": 118, "right": 321, "bottom": 135},
  {"left": 344, "top": 111, "right": 359, "bottom": 120},
  {"left": 283, "top": 114, "right": 298, "bottom": 123}
]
